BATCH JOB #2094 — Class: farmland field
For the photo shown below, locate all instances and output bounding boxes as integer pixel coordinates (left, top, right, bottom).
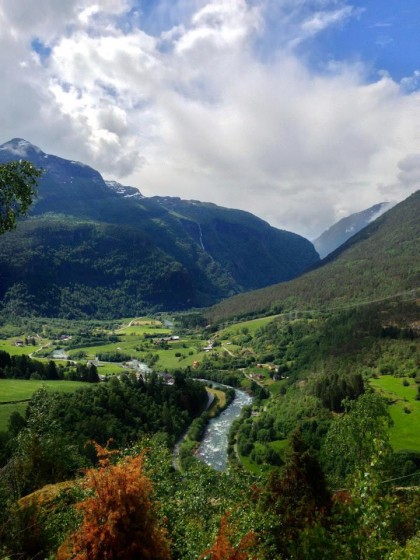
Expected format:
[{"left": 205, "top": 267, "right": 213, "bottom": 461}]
[
  {"left": 0, "top": 379, "right": 89, "bottom": 431},
  {"left": 370, "top": 375, "right": 420, "bottom": 452},
  {"left": 0, "top": 379, "right": 89, "bottom": 402}
]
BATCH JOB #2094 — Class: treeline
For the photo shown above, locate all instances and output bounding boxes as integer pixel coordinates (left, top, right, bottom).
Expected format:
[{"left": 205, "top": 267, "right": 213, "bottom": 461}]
[
  {"left": 96, "top": 351, "right": 131, "bottom": 362},
  {"left": 311, "top": 371, "right": 364, "bottom": 412},
  {"left": 0, "top": 373, "right": 208, "bottom": 493},
  {"left": 65, "top": 333, "right": 119, "bottom": 349},
  {"left": 0, "top": 350, "right": 99, "bottom": 382}
]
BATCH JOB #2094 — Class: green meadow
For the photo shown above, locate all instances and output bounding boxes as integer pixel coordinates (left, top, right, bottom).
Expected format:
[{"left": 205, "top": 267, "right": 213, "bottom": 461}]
[
  {"left": 96, "top": 363, "right": 126, "bottom": 375},
  {"left": 0, "top": 379, "right": 89, "bottom": 431},
  {"left": 218, "top": 315, "right": 279, "bottom": 338},
  {"left": 0, "top": 337, "right": 48, "bottom": 356},
  {"left": 0, "top": 379, "right": 89, "bottom": 402},
  {"left": 370, "top": 375, "right": 420, "bottom": 452}
]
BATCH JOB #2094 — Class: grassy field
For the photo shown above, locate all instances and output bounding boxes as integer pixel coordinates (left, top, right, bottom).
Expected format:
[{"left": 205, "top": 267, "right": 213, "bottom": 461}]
[
  {"left": 66, "top": 335, "right": 210, "bottom": 370},
  {"left": 218, "top": 315, "right": 279, "bottom": 338},
  {"left": 269, "top": 439, "right": 289, "bottom": 454},
  {"left": 0, "top": 379, "right": 89, "bottom": 402},
  {"left": 238, "top": 449, "right": 264, "bottom": 475},
  {"left": 0, "top": 379, "right": 89, "bottom": 431},
  {"left": 154, "top": 347, "right": 207, "bottom": 369},
  {"left": 267, "top": 380, "right": 287, "bottom": 396},
  {"left": 370, "top": 375, "right": 420, "bottom": 452},
  {"left": 96, "top": 363, "right": 127, "bottom": 375},
  {"left": 0, "top": 338, "right": 49, "bottom": 356}
]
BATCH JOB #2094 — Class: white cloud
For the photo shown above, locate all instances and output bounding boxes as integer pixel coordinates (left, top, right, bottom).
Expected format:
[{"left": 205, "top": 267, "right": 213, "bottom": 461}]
[
  {"left": 289, "top": 6, "right": 357, "bottom": 48},
  {"left": 400, "top": 70, "right": 420, "bottom": 93},
  {"left": 397, "top": 154, "right": 420, "bottom": 186},
  {"left": 0, "top": 0, "right": 419, "bottom": 238}
]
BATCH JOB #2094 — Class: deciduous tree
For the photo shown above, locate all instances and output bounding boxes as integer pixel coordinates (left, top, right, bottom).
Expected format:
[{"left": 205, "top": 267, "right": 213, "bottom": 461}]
[
  {"left": 59, "top": 443, "right": 170, "bottom": 560},
  {"left": 200, "top": 514, "right": 256, "bottom": 560},
  {"left": 0, "top": 160, "right": 42, "bottom": 234}
]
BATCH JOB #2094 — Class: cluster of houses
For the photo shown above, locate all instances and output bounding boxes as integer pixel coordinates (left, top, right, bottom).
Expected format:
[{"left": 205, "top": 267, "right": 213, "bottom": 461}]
[
  {"left": 59, "top": 334, "right": 72, "bottom": 342},
  {"left": 248, "top": 372, "right": 265, "bottom": 381},
  {"left": 15, "top": 336, "right": 37, "bottom": 347},
  {"left": 124, "top": 359, "right": 175, "bottom": 385},
  {"left": 153, "top": 335, "right": 180, "bottom": 345},
  {"left": 250, "top": 364, "right": 287, "bottom": 382},
  {"left": 203, "top": 339, "right": 214, "bottom": 351}
]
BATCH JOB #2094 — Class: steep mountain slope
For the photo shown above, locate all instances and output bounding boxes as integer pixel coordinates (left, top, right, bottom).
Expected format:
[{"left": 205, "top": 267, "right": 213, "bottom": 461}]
[
  {"left": 313, "top": 202, "right": 396, "bottom": 258},
  {"left": 153, "top": 196, "right": 315, "bottom": 289},
  {"left": 206, "top": 190, "right": 420, "bottom": 323},
  {"left": 0, "top": 139, "right": 319, "bottom": 317}
]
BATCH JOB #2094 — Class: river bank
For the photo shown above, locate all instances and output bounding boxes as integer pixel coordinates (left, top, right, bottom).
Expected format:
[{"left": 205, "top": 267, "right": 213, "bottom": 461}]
[
  {"left": 174, "top": 380, "right": 252, "bottom": 471},
  {"left": 197, "top": 387, "right": 253, "bottom": 471}
]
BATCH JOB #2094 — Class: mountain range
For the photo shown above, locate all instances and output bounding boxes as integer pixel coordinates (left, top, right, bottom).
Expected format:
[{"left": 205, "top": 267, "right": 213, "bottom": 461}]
[
  {"left": 313, "top": 202, "right": 396, "bottom": 258},
  {"left": 0, "top": 139, "right": 319, "bottom": 318}
]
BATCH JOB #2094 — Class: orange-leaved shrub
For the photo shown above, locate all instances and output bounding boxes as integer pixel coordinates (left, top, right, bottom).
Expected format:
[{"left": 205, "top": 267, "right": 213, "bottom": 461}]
[
  {"left": 57, "top": 442, "right": 170, "bottom": 560},
  {"left": 200, "top": 514, "right": 256, "bottom": 560}
]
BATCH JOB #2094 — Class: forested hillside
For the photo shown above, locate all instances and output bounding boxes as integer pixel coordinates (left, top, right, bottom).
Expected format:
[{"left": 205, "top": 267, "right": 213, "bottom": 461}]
[
  {"left": 207, "top": 190, "right": 420, "bottom": 323},
  {"left": 0, "top": 139, "right": 319, "bottom": 317}
]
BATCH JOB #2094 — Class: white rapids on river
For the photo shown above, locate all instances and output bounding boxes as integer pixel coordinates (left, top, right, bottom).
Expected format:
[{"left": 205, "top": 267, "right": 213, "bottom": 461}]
[{"left": 197, "top": 387, "right": 253, "bottom": 471}]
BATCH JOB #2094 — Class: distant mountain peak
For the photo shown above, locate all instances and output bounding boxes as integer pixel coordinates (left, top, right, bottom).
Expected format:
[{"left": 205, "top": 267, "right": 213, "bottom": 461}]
[
  {"left": 0, "top": 138, "right": 44, "bottom": 157},
  {"left": 314, "top": 201, "right": 397, "bottom": 258}
]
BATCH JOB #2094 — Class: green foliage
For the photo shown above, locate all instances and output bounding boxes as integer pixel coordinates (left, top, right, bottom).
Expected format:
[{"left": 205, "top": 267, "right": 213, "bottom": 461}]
[
  {"left": 95, "top": 351, "right": 131, "bottom": 362},
  {"left": 0, "top": 352, "right": 65, "bottom": 380},
  {"left": 261, "top": 430, "right": 332, "bottom": 559},
  {"left": 0, "top": 160, "right": 42, "bottom": 234},
  {"left": 322, "top": 392, "right": 393, "bottom": 485},
  {"left": 237, "top": 386, "right": 331, "bottom": 465},
  {"left": 311, "top": 371, "right": 364, "bottom": 412}
]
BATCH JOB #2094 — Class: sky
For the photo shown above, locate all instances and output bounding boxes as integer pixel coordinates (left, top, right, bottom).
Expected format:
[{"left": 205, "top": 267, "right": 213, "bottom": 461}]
[{"left": 0, "top": 0, "right": 419, "bottom": 238}]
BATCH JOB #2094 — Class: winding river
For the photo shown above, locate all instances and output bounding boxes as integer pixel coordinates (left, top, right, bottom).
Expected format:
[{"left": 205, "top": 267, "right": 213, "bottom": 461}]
[{"left": 197, "top": 386, "right": 253, "bottom": 471}]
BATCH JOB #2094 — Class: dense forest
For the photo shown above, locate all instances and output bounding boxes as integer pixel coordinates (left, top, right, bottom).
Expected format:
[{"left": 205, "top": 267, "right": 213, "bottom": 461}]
[
  {"left": 1, "top": 391, "right": 419, "bottom": 559},
  {"left": 0, "top": 373, "right": 207, "bottom": 489},
  {"left": 0, "top": 350, "right": 100, "bottom": 383}
]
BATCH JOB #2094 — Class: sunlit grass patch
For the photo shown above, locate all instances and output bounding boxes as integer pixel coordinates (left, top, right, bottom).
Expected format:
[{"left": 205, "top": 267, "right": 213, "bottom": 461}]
[
  {"left": 370, "top": 375, "right": 420, "bottom": 452},
  {"left": 0, "top": 379, "right": 89, "bottom": 431}
]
